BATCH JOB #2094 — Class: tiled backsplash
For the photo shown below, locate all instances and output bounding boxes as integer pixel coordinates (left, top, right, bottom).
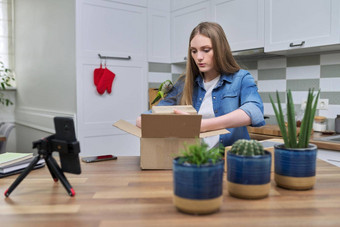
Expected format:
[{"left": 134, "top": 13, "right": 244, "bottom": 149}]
[
  {"left": 148, "top": 51, "right": 340, "bottom": 131},
  {"left": 240, "top": 52, "right": 340, "bottom": 131}
]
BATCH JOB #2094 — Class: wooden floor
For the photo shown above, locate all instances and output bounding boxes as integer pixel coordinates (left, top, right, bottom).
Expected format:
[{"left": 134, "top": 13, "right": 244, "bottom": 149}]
[{"left": 1, "top": 156, "right": 340, "bottom": 226}]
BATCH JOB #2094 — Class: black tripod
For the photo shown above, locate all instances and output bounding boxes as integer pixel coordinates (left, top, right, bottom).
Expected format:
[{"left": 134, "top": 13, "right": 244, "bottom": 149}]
[{"left": 4, "top": 135, "right": 78, "bottom": 197}]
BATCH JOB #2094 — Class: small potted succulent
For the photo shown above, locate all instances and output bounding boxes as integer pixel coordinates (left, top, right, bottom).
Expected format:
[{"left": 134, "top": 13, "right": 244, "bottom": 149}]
[
  {"left": 227, "top": 139, "right": 272, "bottom": 199},
  {"left": 173, "top": 141, "right": 224, "bottom": 215},
  {"left": 270, "top": 89, "right": 319, "bottom": 190}
]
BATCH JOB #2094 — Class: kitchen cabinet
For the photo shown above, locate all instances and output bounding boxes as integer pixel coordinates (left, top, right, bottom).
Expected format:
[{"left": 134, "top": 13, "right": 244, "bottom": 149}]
[
  {"left": 79, "top": 0, "right": 147, "bottom": 61},
  {"left": 148, "top": 0, "right": 171, "bottom": 63},
  {"left": 212, "top": 0, "right": 264, "bottom": 52},
  {"left": 171, "top": 0, "right": 264, "bottom": 62},
  {"left": 171, "top": 1, "right": 211, "bottom": 63},
  {"left": 76, "top": 0, "right": 148, "bottom": 156},
  {"left": 171, "top": 0, "right": 208, "bottom": 11},
  {"left": 148, "top": 0, "right": 170, "bottom": 11},
  {"left": 265, "top": 0, "right": 340, "bottom": 53},
  {"left": 148, "top": 9, "right": 171, "bottom": 63},
  {"left": 109, "top": 0, "right": 147, "bottom": 7}
]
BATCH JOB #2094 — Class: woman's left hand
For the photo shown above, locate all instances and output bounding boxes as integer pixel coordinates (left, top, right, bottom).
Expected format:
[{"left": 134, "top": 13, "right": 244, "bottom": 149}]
[{"left": 136, "top": 116, "right": 142, "bottom": 128}]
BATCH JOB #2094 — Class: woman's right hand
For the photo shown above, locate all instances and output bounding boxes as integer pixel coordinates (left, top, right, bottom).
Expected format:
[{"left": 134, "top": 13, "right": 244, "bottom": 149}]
[
  {"left": 173, "top": 109, "right": 190, "bottom": 115},
  {"left": 136, "top": 116, "right": 142, "bottom": 128}
]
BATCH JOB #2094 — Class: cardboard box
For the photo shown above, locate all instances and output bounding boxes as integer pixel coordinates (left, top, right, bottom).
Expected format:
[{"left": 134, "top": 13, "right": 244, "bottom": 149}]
[
  {"left": 114, "top": 113, "right": 229, "bottom": 169},
  {"left": 224, "top": 138, "right": 283, "bottom": 172}
]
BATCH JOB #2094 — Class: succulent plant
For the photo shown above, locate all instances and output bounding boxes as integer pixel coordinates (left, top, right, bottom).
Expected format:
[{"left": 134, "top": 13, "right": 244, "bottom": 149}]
[
  {"left": 177, "top": 141, "right": 223, "bottom": 166},
  {"left": 230, "top": 139, "right": 265, "bottom": 156}
]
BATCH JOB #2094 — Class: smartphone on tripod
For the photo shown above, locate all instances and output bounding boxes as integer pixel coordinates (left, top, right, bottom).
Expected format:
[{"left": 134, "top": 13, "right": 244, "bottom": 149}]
[
  {"left": 5, "top": 117, "right": 81, "bottom": 197},
  {"left": 54, "top": 117, "right": 81, "bottom": 174}
]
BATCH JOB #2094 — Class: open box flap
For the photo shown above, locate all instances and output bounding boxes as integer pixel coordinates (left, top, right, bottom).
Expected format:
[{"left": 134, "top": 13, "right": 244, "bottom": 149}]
[
  {"left": 141, "top": 114, "right": 201, "bottom": 138},
  {"left": 152, "top": 105, "right": 197, "bottom": 115},
  {"left": 199, "top": 128, "right": 230, "bottom": 138},
  {"left": 114, "top": 116, "right": 230, "bottom": 139},
  {"left": 113, "top": 120, "right": 141, "bottom": 138}
]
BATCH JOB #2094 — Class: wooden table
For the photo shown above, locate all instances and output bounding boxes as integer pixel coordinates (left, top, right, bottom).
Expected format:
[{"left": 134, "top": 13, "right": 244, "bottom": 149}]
[{"left": 1, "top": 156, "right": 340, "bottom": 226}]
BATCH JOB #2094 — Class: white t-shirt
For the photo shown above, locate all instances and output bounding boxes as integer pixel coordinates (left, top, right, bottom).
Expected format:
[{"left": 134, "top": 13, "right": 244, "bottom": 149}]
[{"left": 198, "top": 75, "right": 220, "bottom": 150}]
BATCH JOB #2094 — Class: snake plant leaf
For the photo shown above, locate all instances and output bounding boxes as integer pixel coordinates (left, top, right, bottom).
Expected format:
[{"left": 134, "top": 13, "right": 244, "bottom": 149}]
[
  {"left": 298, "top": 89, "right": 312, "bottom": 148},
  {"left": 298, "top": 91, "right": 310, "bottom": 147},
  {"left": 270, "top": 92, "right": 289, "bottom": 147},
  {"left": 304, "top": 89, "right": 320, "bottom": 147},
  {"left": 287, "top": 90, "right": 297, "bottom": 147},
  {"left": 296, "top": 89, "right": 319, "bottom": 148}
]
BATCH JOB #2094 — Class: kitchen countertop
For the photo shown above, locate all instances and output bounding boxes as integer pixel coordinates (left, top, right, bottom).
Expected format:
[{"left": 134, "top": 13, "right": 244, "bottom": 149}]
[
  {"left": 1, "top": 156, "right": 340, "bottom": 226},
  {"left": 248, "top": 125, "right": 340, "bottom": 151}
]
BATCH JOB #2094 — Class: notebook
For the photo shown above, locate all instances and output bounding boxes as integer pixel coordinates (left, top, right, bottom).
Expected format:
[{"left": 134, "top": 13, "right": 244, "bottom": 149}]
[
  {"left": 0, "top": 162, "right": 45, "bottom": 178},
  {"left": 0, "top": 157, "right": 45, "bottom": 174},
  {"left": 0, "top": 152, "right": 33, "bottom": 168}
]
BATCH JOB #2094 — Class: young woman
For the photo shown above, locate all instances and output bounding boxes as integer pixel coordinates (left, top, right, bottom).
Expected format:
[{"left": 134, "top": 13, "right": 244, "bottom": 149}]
[{"left": 137, "top": 22, "right": 265, "bottom": 148}]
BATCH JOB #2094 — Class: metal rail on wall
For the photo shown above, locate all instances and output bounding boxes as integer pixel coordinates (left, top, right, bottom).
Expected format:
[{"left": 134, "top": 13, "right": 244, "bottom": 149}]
[{"left": 98, "top": 54, "right": 131, "bottom": 61}]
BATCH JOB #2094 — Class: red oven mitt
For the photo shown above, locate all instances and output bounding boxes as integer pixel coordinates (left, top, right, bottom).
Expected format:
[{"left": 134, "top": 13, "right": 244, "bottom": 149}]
[
  {"left": 93, "top": 64, "right": 104, "bottom": 86},
  {"left": 96, "top": 68, "right": 116, "bottom": 95}
]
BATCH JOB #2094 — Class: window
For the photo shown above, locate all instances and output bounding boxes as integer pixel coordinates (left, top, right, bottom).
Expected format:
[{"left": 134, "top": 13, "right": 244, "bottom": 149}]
[{"left": 0, "top": 0, "right": 13, "bottom": 68}]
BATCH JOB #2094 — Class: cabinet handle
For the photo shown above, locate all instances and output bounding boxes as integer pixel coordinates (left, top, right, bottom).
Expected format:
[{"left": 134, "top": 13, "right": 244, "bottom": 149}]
[
  {"left": 98, "top": 54, "right": 131, "bottom": 60},
  {"left": 289, "top": 41, "right": 305, "bottom": 47},
  {"left": 184, "top": 57, "right": 187, "bottom": 60}
]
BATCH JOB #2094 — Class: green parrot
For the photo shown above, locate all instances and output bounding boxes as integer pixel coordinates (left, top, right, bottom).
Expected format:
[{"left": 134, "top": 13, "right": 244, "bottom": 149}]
[{"left": 151, "top": 80, "right": 174, "bottom": 104}]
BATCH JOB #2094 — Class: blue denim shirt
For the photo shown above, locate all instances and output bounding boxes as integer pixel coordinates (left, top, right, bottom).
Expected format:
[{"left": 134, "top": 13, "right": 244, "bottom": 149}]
[{"left": 157, "top": 69, "right": 265, "bottom": 146}]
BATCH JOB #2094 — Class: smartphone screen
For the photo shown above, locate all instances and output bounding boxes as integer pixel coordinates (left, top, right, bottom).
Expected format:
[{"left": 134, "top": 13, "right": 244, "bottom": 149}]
[{"left": 81, "top": 155, "right": 117, "bottom": 163}]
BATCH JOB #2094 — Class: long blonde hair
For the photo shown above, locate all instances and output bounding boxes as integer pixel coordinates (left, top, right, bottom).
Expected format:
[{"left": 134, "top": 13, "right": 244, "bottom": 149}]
[{"left": 180, "top": 22, "right": 241, "bottom": 105}]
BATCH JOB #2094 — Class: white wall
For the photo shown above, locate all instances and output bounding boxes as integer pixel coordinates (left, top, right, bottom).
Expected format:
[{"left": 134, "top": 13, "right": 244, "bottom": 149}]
[{"left": 13, "top": 0, "right": 76, "bottom": 152}]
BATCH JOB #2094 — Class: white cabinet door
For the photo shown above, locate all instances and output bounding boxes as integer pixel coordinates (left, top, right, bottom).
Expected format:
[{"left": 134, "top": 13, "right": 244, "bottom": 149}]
[
  {"left": 111, "top": 0, "right": 147, "bottom": 7},
  {"left": 80, "top": 0, "right": 147, "bottom": 61},
  {"left": 212, "top": 0, "right": 264, "bottom": 52},
  {"left": 76, "top": 59, "right": 147, "bottom": 156},
  {"left": 148, "top": 9, "right": 171, "bottom": 63},
  {"left": 171, "top": 0, "right": 208, "bottom": 11},
  {"left": 265, "top": 0, "right": 340, "bottom": 53},
  {"left": 171, "top": 1, "right": 211, "bottom": 63},
  {"left": 76, "top": 0, "right": 148, "bottom": 156},
  {"left": 148, "top": 0, "right": 170, "bottom": 11}
]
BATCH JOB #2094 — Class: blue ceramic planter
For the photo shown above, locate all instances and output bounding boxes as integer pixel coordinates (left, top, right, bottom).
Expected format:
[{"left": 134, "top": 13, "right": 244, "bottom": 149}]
[
  {"left": 227, "top": 151, "right": 271, "bottom": 199},
  {"left": 274, "top": 143, "right": 317, "bottom": 190},
  {"left": 173, "top": 157, "right": 224, "bottom": 214}
]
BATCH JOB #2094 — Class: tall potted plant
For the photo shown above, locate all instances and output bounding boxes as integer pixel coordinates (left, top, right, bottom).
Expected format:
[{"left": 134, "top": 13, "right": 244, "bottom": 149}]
[
  {"left": 270, "top": 89, "right": 320, "bottom": 190},
  {"left": 173, "top": 141, "right": 224, "bottom": 215},
  {"left": 227, "top": 139, "right": 271, "bottom": 199}
]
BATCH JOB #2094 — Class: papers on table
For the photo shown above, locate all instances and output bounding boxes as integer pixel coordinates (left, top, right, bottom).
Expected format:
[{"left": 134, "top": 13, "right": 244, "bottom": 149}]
[
  {"left": 0, "top": 152, "right": 33, "bottom": 167},
  {"left": 0, "top": 152, "right": 45, "bottom": 177}
]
